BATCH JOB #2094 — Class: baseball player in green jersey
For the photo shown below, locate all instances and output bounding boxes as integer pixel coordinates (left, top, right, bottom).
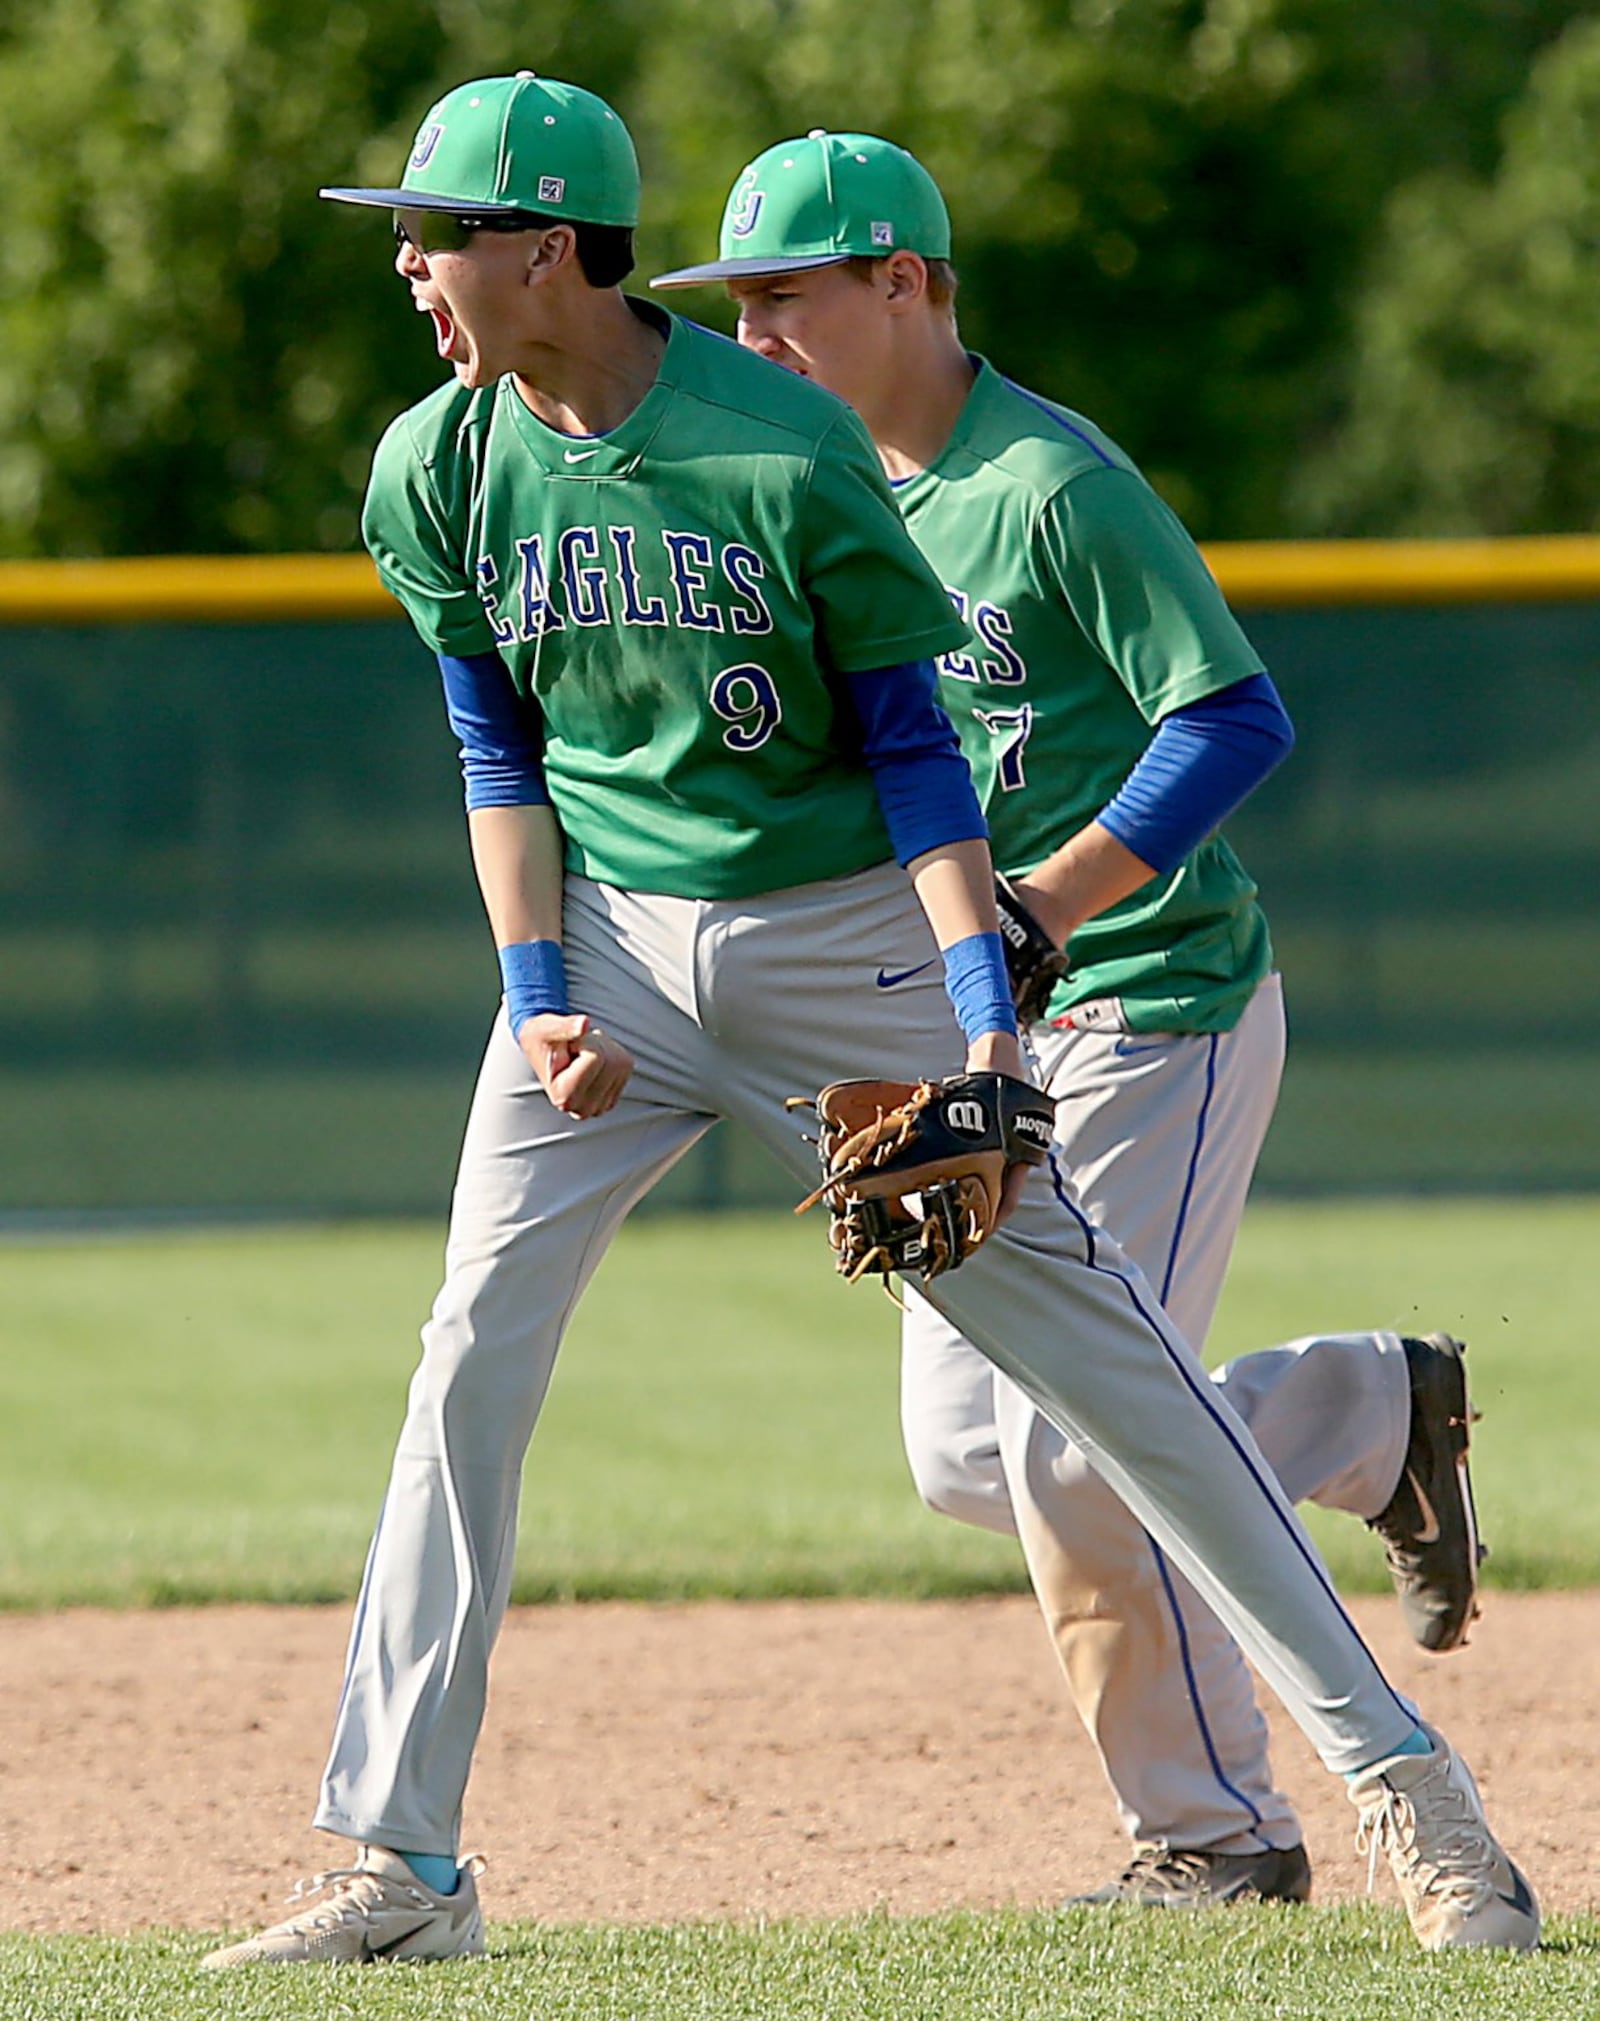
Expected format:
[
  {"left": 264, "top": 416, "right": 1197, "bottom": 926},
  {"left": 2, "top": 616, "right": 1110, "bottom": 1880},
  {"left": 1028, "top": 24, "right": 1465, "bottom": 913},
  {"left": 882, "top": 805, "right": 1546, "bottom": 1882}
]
[
  {"left": 204, "top": 78, "right": 1536, "bottom": 1967},
  {"left": 652, "top": 135, "right": 1492, "bottom": 1909}
]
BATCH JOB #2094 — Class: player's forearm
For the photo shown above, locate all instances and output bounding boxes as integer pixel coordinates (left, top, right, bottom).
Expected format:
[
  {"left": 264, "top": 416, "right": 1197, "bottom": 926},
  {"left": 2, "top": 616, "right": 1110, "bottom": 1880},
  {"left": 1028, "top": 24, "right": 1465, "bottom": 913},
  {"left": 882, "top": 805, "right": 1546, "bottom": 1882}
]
[
  {"left": 908, "top": 838, "right": 1022, "bottom": 1072},
  {"left": 1015, "top": 671, "right": 1295, "bottom": 948},
  {"left": 907, "top": 836, "right": 1006, "bottom": 948},
  {"left": 468, "top": 803, "right": 566, "bottom": 948},
  {"left": 468, "top": 803, "right": 576, "bottom": 1039},
  {"left": 1010, "top": 820, "right": 1156, "bottom": 948}
]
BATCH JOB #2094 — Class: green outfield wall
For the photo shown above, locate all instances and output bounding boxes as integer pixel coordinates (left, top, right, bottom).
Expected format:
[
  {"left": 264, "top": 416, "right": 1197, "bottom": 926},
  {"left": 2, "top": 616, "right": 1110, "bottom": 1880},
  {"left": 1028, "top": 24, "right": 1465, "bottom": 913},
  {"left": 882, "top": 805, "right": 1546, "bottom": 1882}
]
[{"left": 4, "top": 540, "right": 1599, "bottom": 1218}]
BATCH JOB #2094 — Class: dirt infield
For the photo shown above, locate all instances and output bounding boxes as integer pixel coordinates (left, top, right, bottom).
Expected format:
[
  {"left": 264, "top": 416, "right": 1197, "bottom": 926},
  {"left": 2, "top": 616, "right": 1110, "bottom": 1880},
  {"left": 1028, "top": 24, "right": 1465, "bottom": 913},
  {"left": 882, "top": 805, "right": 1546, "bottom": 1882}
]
[{"left": 0, "top": 1591, "right": 1592, "bottom": 1936}]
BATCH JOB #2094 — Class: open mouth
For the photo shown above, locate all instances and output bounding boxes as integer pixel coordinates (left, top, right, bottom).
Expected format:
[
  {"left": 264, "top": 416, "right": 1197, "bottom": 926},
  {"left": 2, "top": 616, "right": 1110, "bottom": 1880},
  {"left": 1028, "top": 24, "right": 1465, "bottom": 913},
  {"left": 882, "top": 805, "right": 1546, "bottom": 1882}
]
[{"left": 416, "top": 296, "right": 457, "bottom": 358}]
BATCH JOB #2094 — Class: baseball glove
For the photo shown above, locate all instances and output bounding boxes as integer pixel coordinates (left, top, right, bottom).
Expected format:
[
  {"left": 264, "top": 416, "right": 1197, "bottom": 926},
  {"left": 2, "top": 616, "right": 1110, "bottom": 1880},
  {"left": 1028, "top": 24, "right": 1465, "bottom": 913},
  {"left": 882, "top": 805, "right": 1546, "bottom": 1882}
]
[
  {"left": 994, "top": 872, "right": 1071, "bottom": 1025},
  {"left": 789, "top": 1071, "right": 1056, "bottom": 1285}
]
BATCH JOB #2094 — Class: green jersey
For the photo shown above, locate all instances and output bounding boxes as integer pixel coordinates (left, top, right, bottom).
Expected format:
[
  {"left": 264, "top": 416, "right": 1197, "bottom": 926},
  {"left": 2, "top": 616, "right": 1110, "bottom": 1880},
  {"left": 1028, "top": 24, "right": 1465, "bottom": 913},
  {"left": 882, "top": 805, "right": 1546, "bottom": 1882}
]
[
  {"left": 363, "top": 308, "right": 970, "bottom": 897},
  {"left": 893, "top": 359, "right": 1273, "bottom": 1034}
]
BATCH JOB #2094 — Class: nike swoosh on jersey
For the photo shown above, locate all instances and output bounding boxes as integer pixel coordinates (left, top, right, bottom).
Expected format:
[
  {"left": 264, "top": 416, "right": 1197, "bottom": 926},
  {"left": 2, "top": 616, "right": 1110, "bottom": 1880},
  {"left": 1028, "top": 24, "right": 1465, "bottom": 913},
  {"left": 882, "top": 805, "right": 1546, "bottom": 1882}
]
[
  {"left": 1406, "top": 1468, "right": 1443, "bottom": 1545},
  {"left": 563, "top": 447, "right": 601, "bottom": 463},
  {"left": 875, "top": 960, "right": 938, "bottom": 988}
]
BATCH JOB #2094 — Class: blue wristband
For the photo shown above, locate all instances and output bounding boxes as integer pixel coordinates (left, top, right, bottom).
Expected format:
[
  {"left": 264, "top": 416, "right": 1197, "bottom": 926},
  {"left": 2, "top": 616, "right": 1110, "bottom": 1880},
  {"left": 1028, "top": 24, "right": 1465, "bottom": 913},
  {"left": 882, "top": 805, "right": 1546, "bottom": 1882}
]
[
  {"left": 498, "top": 940, "right": 568, "bottom": 1038},
  {"left": 942, "top": 931, "right": 1019, "bottom": 1043}
]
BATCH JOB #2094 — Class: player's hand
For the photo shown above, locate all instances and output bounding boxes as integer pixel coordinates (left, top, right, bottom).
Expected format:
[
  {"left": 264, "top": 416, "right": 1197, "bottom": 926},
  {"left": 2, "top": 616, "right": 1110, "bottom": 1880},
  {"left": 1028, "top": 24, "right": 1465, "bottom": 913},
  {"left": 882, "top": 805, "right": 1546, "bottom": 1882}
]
[
  {"left": 963, "top": 1028, "right": 1035, "bottom": 1223},
  {"left": 1007, "top": 872, "right": 1075, "bottom": 951},
  {"left": 520, "top": 1012, "right": 634, "bottom": 1118}
]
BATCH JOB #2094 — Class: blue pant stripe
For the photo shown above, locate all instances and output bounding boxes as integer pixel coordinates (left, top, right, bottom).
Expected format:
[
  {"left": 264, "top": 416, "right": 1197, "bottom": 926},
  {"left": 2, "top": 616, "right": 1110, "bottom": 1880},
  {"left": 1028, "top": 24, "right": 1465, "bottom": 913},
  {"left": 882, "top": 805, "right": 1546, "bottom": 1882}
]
[
  {"left": 1044, "top": 1152, "right": 1411, "bottom": 1731},
  {"left": 1159, "top": 1032, "right": 1218, "bottom": 1307},
  {"left": 1148, "top": 1537, "right": 1269, "bottom": 1843},
  {"left": 1145, "top": 1037, "right": 1268, "bottom": 1840}
]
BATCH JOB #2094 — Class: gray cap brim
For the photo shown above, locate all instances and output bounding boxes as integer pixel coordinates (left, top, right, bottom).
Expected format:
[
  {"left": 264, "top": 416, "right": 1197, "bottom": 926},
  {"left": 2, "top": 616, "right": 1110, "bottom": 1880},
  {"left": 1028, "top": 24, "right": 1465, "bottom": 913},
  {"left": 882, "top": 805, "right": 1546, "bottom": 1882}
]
[
  {"left": 320, "top": 186, "right": 528, "bottom": 214},
  {"left": 649, "top": 251, "right": 852, "bottom": 289}
]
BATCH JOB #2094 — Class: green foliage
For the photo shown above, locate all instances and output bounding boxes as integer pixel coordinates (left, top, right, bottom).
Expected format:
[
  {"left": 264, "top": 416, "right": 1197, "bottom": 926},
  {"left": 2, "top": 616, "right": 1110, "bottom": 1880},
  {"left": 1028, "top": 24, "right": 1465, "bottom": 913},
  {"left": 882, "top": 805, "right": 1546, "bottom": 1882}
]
[
  {"left": 3, "top": 1908, "right": 1597, "bottom": 2021},
  {"left": 1298, "top": 16, "right": 1600, "bottom": 534},
  {"left": 0, "top": 1200, "right": 1596, "bottom": 1608},
  {"left": 0, "top": 2, "right": 1582, "bottom": 554},
  {"left": 0, "top": 0, "right": 643, "bottom": 555}
]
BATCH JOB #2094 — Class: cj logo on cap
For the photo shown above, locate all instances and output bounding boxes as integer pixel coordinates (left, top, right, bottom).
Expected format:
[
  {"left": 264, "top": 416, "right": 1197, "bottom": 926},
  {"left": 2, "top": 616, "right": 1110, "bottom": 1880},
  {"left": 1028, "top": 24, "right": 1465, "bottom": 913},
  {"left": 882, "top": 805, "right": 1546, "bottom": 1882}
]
[
  {"left": 410, "top": 124, "right": 444, "bottom": 171},
  {"left": 871, "top": 221, "right": 894, "bottom": 247},
  {"left": 727, "top": 168, "right": 765, "bottom": 240},
  {"left": 538, "top": 176, "right": 565, "bottom": 203}
]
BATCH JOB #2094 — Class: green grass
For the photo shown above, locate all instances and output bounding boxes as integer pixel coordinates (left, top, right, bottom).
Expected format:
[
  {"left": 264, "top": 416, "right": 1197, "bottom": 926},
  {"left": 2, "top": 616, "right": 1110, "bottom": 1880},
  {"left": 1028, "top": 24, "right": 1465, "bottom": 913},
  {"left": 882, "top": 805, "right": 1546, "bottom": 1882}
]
[
  {"left": 1208, "top": 1195, "right": 1600, "bottom": 1590},
  {"left": 0, "top": 1198, "right": 1597, "bottom": 1607},
  {"left": 0, "top": 1069, "right": 768, "bottom": 1216},
  {"left": 1, "top": 1909, "right": 1596, "bottom": 2021},
  {"left": 4, "top": 1047, "right": 1600, "bottom": 1214},
  {"left": 2, "top": 1206, "right": 1597, "bottom": 2016}
]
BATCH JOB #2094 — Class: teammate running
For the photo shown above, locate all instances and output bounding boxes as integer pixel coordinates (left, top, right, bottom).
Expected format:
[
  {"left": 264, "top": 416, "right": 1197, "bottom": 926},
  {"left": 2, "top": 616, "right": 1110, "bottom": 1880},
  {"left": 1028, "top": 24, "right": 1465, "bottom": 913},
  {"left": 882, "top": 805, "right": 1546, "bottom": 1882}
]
[
  {"left": 651, "top": 132, "right": 1487, "bottom": 1907},
  {"left": 203, "top": 77, "right": 1535, "bottom": 1967}
]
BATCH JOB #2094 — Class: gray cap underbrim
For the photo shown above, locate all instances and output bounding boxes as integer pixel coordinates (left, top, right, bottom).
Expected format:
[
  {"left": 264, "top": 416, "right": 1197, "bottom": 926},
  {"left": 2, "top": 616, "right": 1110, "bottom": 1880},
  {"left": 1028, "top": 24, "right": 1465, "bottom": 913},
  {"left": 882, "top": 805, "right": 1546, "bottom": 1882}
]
[
  {"left": 648, "top": 251, "right": 852, "bottom": 289},
  {"left": 320, "top": 186, "right": 529, "bottom": 213}
]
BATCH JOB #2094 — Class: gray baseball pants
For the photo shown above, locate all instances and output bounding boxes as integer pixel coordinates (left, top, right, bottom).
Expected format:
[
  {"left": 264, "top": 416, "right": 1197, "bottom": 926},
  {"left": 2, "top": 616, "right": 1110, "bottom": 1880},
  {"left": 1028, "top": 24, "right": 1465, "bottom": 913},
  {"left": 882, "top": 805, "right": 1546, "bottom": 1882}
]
[
  {"left": 901, "top": 974, "right": 1411, "bottom": 1853},
  {"left": 316, "top": 863, "right": 1418, "bottom": 1854}
]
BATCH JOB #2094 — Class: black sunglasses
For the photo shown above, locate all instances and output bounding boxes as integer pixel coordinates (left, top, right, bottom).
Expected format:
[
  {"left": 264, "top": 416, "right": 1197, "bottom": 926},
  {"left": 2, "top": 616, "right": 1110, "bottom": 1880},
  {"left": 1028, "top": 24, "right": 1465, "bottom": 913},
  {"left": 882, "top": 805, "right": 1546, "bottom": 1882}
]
[{"left": 392, "top": 210, "right": 554, "bottom": 255}]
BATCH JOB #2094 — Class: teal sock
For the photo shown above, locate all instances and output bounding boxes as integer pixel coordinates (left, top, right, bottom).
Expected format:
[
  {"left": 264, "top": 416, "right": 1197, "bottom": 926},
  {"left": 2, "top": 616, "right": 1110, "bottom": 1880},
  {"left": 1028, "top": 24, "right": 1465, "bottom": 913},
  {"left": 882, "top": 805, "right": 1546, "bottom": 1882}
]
[
  {"left": 396, "top": 1850, "right": 460, "bottom": 1895},
  {"left": 1345, "top": 1722, "right": 1434, "bottom": 1779}
]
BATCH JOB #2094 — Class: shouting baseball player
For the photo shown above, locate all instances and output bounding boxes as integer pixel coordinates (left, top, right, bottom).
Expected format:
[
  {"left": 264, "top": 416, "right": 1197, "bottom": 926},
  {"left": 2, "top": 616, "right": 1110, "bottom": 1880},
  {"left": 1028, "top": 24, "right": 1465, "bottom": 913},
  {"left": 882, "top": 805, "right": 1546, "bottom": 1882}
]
[
  {"left": 651, "top": 133, "right": 1487, "bottom": 1908},
  {"left": 203, "top": 75, "right": 1536, "bottom": 1967}
]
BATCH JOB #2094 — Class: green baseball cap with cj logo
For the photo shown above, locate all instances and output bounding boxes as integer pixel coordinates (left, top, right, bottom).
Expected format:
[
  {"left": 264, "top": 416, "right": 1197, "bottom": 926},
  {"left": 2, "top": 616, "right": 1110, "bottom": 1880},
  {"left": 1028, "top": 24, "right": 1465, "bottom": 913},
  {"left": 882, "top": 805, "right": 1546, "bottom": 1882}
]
[
  {"left": 320, "top": 72, "right": 639, "bottom": 226},
  {"left": 651, "top": 130, "right": 950, "bottom": 288}
]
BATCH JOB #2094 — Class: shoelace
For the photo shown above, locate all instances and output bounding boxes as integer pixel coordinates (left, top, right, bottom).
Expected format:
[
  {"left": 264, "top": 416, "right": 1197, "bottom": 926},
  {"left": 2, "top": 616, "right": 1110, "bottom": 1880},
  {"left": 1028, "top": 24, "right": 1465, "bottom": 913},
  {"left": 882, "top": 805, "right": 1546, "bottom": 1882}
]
[
  {"left": 1114, "top": 1848, "right": 1215, "bottom": 1894},
  {"left": 279, "top": 1852, "right": 486, "bottom": 1920},
  {"left": 1355, "top": 1783, "right": 1497, "bottom": 1910},
  {"left": 279, "top": 1866, "right": 420, "bottom": 1925}
]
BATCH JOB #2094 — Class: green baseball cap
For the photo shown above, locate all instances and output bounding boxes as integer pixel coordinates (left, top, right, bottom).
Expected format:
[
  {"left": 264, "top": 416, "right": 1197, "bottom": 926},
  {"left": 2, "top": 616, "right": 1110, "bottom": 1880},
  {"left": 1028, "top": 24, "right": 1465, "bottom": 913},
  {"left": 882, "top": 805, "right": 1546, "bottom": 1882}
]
[
  {"left": 650, "top": 131, "right": 950, "bottom": 287},
  {"left": 320, "top": 72, "right": 639, "bottom": 227}
]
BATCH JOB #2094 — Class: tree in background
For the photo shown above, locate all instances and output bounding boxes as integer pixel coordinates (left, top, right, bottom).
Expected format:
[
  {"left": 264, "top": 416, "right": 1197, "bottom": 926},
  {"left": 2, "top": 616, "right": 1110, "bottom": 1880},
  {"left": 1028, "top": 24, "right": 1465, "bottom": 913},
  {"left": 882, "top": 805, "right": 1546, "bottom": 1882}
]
[
  {"left": 1295, "top": 16, "right": 1600, "bottom": 535},
  {"left": 0, "top": 0, "right": 1580, "bottom": 556},
  {"left": 0, "top": 0, "right": 642, "bottom": 556},
  {"left": 636, "top": 0, "right": 1576, "bottom": 539}
]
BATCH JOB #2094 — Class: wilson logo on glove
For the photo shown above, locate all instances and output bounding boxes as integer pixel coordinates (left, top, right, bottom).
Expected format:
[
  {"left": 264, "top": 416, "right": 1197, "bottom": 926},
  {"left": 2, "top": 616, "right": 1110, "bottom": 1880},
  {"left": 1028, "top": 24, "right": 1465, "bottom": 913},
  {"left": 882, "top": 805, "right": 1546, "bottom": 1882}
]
[
  {"left": 1011, "top": 1111, "right": 1053, "bottom": 1152},
  {"left": 787, "top": 1071, "right": 1056, "bottom": 1287}
]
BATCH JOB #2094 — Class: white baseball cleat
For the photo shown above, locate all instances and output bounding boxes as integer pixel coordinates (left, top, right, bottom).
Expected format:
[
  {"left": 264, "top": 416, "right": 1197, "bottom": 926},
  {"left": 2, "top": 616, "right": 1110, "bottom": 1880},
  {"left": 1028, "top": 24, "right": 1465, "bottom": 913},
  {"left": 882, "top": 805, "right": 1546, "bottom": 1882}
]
[
  {"left": 200, "top": 1844, "right": 485, "bottom": 1968},
  {"left": 1348, "top": 1733, "right": 1540, "bottom": 1951}
]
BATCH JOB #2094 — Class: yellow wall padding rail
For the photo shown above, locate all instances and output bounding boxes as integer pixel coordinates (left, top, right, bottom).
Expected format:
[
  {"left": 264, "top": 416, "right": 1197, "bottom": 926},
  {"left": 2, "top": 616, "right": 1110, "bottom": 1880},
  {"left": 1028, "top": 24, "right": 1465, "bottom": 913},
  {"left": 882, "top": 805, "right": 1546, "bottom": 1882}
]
[
  {"left": 0, "top": 554, "right": 391, "bottom": 623},
  {"left": 5, "top": 536, "right": 1600, "bottom": 623},
  {"left": 1208, "top": 535, "right": 1600, "bottom": 608}
]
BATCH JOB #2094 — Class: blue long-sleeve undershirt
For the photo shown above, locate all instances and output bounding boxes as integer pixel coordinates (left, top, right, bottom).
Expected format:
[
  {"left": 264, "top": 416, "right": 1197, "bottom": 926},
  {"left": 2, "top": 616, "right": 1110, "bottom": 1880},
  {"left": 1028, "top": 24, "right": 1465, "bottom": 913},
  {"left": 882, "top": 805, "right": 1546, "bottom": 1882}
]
[
  {"left": 441, "top": 647, "right": 1287, "bottom": 888},
  {"left": 843, "top": 660, "right": 988, "bottom": 865},
  {"left": 1098, "top": 671, "right": 1294, "bottom": 875},
  {"left": 844, "top": 660, "right": 1012, "bottom": 1038},
  {"left": 440, "top": 648, "right": 987, "bottom": 868},
  {"left": 438, "top": 652, "right": 551, "bottom": 808}
]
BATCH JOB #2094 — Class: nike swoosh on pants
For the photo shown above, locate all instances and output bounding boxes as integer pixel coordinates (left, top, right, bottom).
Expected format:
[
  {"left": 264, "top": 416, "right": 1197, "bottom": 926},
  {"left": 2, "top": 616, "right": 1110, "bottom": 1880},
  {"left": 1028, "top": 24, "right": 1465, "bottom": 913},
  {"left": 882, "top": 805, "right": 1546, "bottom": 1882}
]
[{"left": 876, "top": 960, "right": 938, "bottom": 988}]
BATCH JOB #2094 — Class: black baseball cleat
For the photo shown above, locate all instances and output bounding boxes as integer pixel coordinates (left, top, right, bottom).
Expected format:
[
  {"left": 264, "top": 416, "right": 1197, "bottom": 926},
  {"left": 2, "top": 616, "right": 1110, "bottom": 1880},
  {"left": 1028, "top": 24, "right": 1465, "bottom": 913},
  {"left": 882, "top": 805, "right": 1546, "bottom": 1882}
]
[
  {"left": 1064, "top": 1841, "right": 1312, "bottom": 1908},
  {"left": 1369, "top": 1332, "right": 1486, "bottom": 1653}
]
